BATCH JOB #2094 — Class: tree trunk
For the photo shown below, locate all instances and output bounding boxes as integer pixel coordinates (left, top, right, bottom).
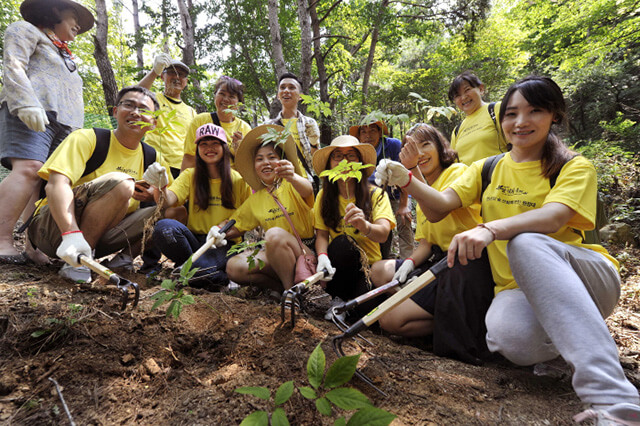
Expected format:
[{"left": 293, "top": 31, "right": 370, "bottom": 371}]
[
  {"left": 309, "top": 2, "right": 332, "bottom": 145},
  {"left": 175, "top": 0, "right": 206, "bottom": 112},
  {"left": 131, "top": 0, "right": 144, "bottom": 79},
  {"left": 361, "top": 0, "right": 389, "bottom": 110},
  {"left": 267, "top": 0, "right": 287, "bottom": 78},
  {"left": 92, "top": 0, "right": 118, "bottom": 115},
  {"left": 297, "top": 0, "right": 312, "bottom": 94}
]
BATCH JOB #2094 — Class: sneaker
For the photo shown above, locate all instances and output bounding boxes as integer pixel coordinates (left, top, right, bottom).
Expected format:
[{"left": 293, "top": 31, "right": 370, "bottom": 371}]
[
  {"left": 574, "top": 403, "right": 640, "bottom": 425},
  {"left": 59, "top": 263, "right": 92, "bottom": 283},
  {"left": 324, "top": 297, "right": 346, "bottom": 321},
  {"left": 104, "top": 252, "right": 134, "bottom": 271},
  {"left": 227, "top": 281, "right": 241, "bottom": 291}
]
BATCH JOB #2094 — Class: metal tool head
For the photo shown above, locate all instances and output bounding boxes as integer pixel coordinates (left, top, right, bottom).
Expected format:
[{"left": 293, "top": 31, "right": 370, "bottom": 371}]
[
  {"left": 111, "top": 275, "right": 139, "bottom": 310},
  {"left": 280, "top": 285, "right": 306, "bottom": 328},
  {"left": 331, "top": 334, "right": 386, "bottom": 397}
]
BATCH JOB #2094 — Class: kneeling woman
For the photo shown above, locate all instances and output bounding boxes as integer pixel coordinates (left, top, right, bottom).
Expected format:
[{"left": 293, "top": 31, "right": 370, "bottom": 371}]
[
  {"left": 313, "top": 136, "right": 395, "bottom": 317},
  {"left": 225, "top": 125, "right": 315, "bottom": 292},
  {"left": 152, "top": 124, "right": 251, "bottom": 288},
  {"left": 376, "top": 76, "right": 639, "bottom": 420},
  {"left": 371, "top": 124, "right": 493, "bottom": 362}
]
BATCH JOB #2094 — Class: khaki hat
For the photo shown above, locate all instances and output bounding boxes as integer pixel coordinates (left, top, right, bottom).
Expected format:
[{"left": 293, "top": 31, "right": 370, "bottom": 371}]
[
  {"left": 348, "top": 120, "right": 389, "bottom": 138},
  {"left": 21, "top": 0, "right": 95, "bottom": 35},
  {"left": 312, "top": 135, "right": 377, "bottom": 176},
  {"left": 164, "top": 60, "right": 191, "bottom": 75},
  {"left": 234, "top": 124, "right": 302, "bottom": 191}
]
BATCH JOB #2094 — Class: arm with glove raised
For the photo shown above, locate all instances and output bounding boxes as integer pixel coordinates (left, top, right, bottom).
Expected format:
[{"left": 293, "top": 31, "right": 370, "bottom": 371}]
[{"left": 138, "top": 53, "right": 172, "bottom": 89}]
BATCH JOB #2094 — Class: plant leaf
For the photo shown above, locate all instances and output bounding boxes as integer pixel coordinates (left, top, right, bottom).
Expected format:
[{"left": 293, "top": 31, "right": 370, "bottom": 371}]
[
  {"left": 274, "top": 381, "right": 294, "bottom": 405},
  {"left": 315, "top": 397, "right": 332, "bottom": 416},
  {"left": 31, "top": 330, "right": 49, "bottom": 338},
  {"left": 334, "top": 417, "right": 347, "bottom": 426},
  {"left": 239, "top": 410, "right": 269, "bottom": 426},
  {"left": 161, "top": 279, "right": 175, "bottom": 290},
  {"left": 307, "top": 343, "right": 325, "bottom": 389},
  {"left": 345, "top": 407, "right": 396, "bottom": 426},
  {"left": 324, "top": 354, "right": 360, "bottom": 389},
  {"left": 235, "top": 386, "right": 271, "bottom": 400},
  {"left": 271, "top": 407, "right": 290, "bottom": 426},
  {"left": 298, "top": 386, "right": 317, "bottom": 400},
  {"left": 325, "top": 387, "right": 371, "bottom": 410}
]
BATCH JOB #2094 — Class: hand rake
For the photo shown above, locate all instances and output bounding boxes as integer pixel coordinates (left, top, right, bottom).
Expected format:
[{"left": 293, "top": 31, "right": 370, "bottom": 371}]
[
  {"left": 280, "top": 270, "right": 327, "bottom": 328},
  {"left": 78, "top": 254, "right": 140, "bottom": 310}
]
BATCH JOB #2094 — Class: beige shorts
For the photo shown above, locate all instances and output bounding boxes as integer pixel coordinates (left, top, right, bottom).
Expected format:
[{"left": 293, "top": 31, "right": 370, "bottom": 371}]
[{"left": 28, "top": 172, "right": 156, "bottom": 258}]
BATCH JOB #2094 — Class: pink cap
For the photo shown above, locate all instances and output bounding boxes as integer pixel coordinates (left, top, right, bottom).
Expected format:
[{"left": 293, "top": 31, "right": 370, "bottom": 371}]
[{"left": 195, "top": 123, "right": 227, "bottom": 144}]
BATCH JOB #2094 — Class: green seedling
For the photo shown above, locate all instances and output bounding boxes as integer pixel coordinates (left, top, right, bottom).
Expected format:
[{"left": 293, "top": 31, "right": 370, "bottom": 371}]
[
  {"left": 301, "top": 94, "right": 332, "bottom": 118},
  {"left": 227, "top": 240, "right": 266, "bottom": 271},
  {"left": 408, "top": 92, "right": 456, "bottom": 122},
  {"left": 27, "top": 287, "right": 39, "bottom": 308},
  {"left": 319, "top": 159, "right": 374, "bottom": 199},
  {"left": 359, "top": 110, "right": 410, "bottom": 129},
  {"left": 150, "top": 257, "right": 197, "bottom": 319},
  {"left": 235, "top": 343, "right": 395, "bottom": 426},
  {"left": 259, "top": 119, "right": 295, "bottom": 151}
]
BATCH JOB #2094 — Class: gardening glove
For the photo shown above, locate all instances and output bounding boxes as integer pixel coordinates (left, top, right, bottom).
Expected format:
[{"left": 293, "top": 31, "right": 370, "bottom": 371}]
[
  {"left": 143, "top": 162, "right": 169, "bottom": 189},
  {"left": 56, "top": 231, "right": 92, "bottom": 267},
  {"left": 317, "top": 253, "right": 336, "bottom": 281},
  {"left": 17, "top": 106, "right": 49, "bottom": 132},
  {"left": 393, "top": 259, "right": 415, "bottom": 283},
  {"left": 152, "top": 53, "right": 172, "bottom": 75},
  {"left": 206, "top": 225, "right": 227, "bottom": 248},
  {"left": 375, "top": 159, "right": 410, "bottom": 188}
]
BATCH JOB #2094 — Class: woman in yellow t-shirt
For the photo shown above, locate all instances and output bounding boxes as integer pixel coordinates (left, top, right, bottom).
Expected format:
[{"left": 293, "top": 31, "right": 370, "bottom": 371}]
[
  {"left": 370, "top": 125, "right": 493, "bottom": 360},
  {"left": 448, "top": 71, "right": 508, "bottom": 165},
  {"left": 153, "top": 123, "right": 250, "bottom": 289},
  {"left": 313, "top": 136, "right": 395, "bottom": 319},
  {"left": 225, "top": 124, "right": 315, "bottom": 293},
  {"left": 376, "top": 76, "right": 639, "bottom": 421}
]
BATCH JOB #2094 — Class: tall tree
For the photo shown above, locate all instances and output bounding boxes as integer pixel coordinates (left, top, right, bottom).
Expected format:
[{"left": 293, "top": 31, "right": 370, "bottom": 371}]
[
  {"left": 93, "top": 0, "right": 118, "bottom": 113},
  {"left": 175, "top": 0, "right": 207, "bottom": 112},
  {"left": 131, "top": 0, "right": 144, "bottom": 79}
]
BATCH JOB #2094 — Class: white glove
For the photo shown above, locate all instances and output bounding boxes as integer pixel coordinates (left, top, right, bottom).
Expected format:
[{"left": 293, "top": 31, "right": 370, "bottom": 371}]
[
  {"left": 152, "top": 53, "right": 172, "bottom": 75},
  {"left": 393, "top": 258, "right": 415, "bottom": 283},
  {"left": 375, "top": 159, "right": 410, "bottom": 188},
  {"left": 317, "top": 253, "right": 336, "bottom": 281},
  {"left": 206, "top": 225, "right": 227, "bottom": 248},
  {"left": 56, "top": 231, "right": 92, "bottom": 267},
  {"left": 142, "top": 162, "right": 169, "bottom": 189},
  {"left": 17, "top": 107, "right": 49, "bottom": 132}
]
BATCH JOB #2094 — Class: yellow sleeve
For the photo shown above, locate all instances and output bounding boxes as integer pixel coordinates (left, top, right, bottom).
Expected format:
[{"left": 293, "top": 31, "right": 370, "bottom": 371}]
[
  {"left": 313, "top": 190, "right": 328, "bottom": 231},
  {"left": 449, "top": 159, "right": 484, "bottom": 208},
  {"left": 168, "top": 168, "right": 193, "bottom": 205},
  {"left": 371, "top": 187, "right": 396, "bottom": 229}
]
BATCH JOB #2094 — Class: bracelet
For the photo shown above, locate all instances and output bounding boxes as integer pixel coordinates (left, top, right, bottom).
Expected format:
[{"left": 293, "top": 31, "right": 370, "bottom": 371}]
[
  {"left": 407, "top": 257, "right": 415, "bottom": 266},
  {"left": 409, "top": 165, "right": 419, "bottom": 171},
  {"left": 61, "top": 230, "right": 82, "bottom": 236},
  {"left": 400, "top": 171, "right": 413, "bottom": 189},
  {"left": 477, "top": 223, "right": 497, "bottom": 241},
  {"left": 363, "top": 222, "right": 372, "bottom": 237}
]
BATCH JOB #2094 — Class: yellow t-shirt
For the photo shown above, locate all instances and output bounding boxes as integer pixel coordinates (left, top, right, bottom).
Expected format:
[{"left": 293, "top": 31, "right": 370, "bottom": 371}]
[
  {"left": 450, "top": 152, "right": 618, "bottom": 294},
  {"left": 281, "top": 117, "right": 309, "bottom": 179},
  {"left": 38, "top": 128, "right": 172, "bottom": 214},
  {"left": 314, "top": 187, "right": 396, "bottom": 264},
  {"left": 415, "top": 163, "right": 481, "bottom": 249},
  {"left": 183, "top": 112, "right": 252, "bottom": 161},
  {"left": 450, "top": 102, "right": 508, "bottom": 166},
  {"left": 144, "top": 92, "right": 196, "bottom": 169},
  {"left": 168, "top": 168, "right": 251, "bottom": 237},
  {"left": 231, "top": 180, "right": 315, "bottom": 238}
]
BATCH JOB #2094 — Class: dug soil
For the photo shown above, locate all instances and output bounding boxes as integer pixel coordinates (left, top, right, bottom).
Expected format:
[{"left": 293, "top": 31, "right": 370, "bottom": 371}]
[{"left": 0, "top": 242, "right": 638, "bottom": 425}]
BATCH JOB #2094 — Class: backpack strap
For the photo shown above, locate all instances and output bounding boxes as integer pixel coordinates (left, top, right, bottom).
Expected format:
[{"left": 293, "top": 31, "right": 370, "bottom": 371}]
[
  {"left": 453, "top": 123, "right": 461, "bottom": 138},
  {"left": 83, "top": 128, "right": 111, "bottom": 177},
  {"left": 487, "top": 102, "right": 497, "bottom": 125},
  {"left": 141, "top": 141, "right": 157, "bottom": 171},
  {"left": 210, "top": 112, "right": 221, "bottom": 126},
  {"left": 480, "top": 153, "right": 505, "bottom": 198}
]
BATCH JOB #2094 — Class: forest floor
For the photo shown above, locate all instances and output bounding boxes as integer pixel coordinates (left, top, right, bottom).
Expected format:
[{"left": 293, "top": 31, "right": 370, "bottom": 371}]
[{"left": 0, "top": 234, "right": 638, "bottom": 425}]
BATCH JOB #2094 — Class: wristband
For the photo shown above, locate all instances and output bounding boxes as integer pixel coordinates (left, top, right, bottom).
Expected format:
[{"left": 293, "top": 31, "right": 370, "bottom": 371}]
[
  {"left": 400, "top": 171, "right": 413, "bottom": 189},
  {"left": 477, "top": 223, "right": 497, "bottom": 241},
  {"left": 363, "top": 223, "right": 372, "bottom": 237},
  {"left": 61, "top": 230, "right": 82, "bottom": 236},
  {"left": 318, "top": 253, "right": 328, "bottom": 257},
  {"left": 407, "top": 257, "right": 415, "bottom": 266}
]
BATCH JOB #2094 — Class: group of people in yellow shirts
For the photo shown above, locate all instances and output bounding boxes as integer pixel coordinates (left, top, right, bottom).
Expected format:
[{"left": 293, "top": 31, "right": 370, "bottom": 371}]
[{"left": 1, "top": 0, "right": 638, "bottom": 418}]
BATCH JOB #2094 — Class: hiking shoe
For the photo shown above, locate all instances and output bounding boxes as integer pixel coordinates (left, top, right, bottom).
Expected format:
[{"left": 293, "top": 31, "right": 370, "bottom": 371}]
[
  {"left": 104, "top": 252, "right": 134, "bottom": 271},
  {"left": 324, "top": 297, "right": 346, "bottom": 321},
  {"left": 59, "top": 263, "right": 92, "bottom": 283},
  {"left": 574, "top": 403, "right": 640, "bottom": 425}
]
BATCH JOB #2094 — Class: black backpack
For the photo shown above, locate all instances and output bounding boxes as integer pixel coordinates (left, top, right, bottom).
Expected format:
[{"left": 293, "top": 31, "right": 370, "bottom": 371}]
[{"left": 83, "top": 128, "right": 156, "bottom": 177}]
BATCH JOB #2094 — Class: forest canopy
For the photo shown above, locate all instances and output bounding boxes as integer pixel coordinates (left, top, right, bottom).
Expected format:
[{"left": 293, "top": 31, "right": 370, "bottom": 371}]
[{"left": 1, "top": 0, "right": 638, "bottom": 148}]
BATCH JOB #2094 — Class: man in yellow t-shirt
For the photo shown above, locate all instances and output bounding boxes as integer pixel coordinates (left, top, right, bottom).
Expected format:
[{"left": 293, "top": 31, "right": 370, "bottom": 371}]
[
  {"left": 138, "top": 54, "right": 196, "bottom": 177},
  {"left": 27, "top": 86, "right": 172, "bottom": 283}
]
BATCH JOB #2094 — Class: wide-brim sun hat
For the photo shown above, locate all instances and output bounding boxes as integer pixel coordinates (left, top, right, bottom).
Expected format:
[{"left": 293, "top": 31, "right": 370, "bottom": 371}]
[
  {"left": 312, "top": 135, "right": 377, "bottom": 176},
  {"left": 21, "top": 0, "right": 95, "bottom": 35},
  {"left": 235, "top": 124, "right": 302, "bottom": 191},
  {"left": 164, "top": 59, "right": 191, "bottom": 75},
  {"left": 348, "top": 120, "right": 389, "bottom": 138}
]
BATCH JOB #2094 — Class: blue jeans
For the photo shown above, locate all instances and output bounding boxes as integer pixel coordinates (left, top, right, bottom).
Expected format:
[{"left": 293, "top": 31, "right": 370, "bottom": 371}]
[{"left": 152, "top": 219, "right": 230, "bottom": 288}]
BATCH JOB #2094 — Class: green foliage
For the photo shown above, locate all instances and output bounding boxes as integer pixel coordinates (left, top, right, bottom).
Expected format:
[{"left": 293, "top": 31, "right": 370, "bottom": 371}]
[
  {"left": 30, "top": 304, "right": 84, "bottom": 340},
  {"left": 150, "top": 257, "right": 198, "bottom": 319},
  {"left": 259, "top": 120, "right": 295, "bottom": 151},
  {"left": 235, "top": 343, "right": 395, "bottom": 425},
  {"left": 227, "top": 240, "right": 266, "bottom": 271},
  {"left": 300, "top": 94, "right": 332, "bottom": 118},
  {"left": 319, "top": 159, "right": 374, "bottom": 199}
]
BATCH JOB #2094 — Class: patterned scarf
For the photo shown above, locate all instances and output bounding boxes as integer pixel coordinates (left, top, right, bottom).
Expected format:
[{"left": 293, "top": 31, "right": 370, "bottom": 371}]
[{"left": 43, "top": 28, "right": 74, "bottom": 58}]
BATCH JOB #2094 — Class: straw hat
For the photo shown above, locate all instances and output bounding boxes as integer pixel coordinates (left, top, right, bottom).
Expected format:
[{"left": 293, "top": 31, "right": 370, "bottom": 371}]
[
  {"left": 312, "top": 135, "right": 377, "bottom": 176},
  {"left": 21, "top": 0, "right": 95, "bottom": 34},
  {"left": 348, "top": 120, "right": 389, "bottom": 138},
  {"left": 234, "top": 124, "right": 302, "bottom": 191}
]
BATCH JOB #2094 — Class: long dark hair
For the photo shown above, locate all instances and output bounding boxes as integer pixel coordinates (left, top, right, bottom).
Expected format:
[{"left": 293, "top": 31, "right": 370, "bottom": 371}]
[
  {"left": 194, "top": 138, "right": 234, "bottom": 211},
  {"left": 404, "top": 124, "right": 458, "bottom": 169},
  {"left": 320, "top": 153, "right": 373, "bottom": 232},
  {"left": 499, "top": 76, "right": 576, "bottom": 179}
]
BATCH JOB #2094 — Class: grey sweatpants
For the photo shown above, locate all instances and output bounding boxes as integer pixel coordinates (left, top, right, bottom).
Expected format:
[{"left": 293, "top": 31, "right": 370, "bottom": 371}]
[{"left": 485, "top": 233, "right": 639, "bottom": 405}]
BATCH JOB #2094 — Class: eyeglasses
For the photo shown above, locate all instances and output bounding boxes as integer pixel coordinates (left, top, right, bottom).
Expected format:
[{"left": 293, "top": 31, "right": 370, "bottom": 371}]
[
  {"left": 330, "top": 151, "right": 360, "bottom": 162},
  {"left": 58, "top": 49, "right": 76, "bottom": 73},
  {"left": 117, "top": 100, "right": 153, "bottom": 117},
  {"left": 163, "top": 68, "right": 189, "bottom": 79}
]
